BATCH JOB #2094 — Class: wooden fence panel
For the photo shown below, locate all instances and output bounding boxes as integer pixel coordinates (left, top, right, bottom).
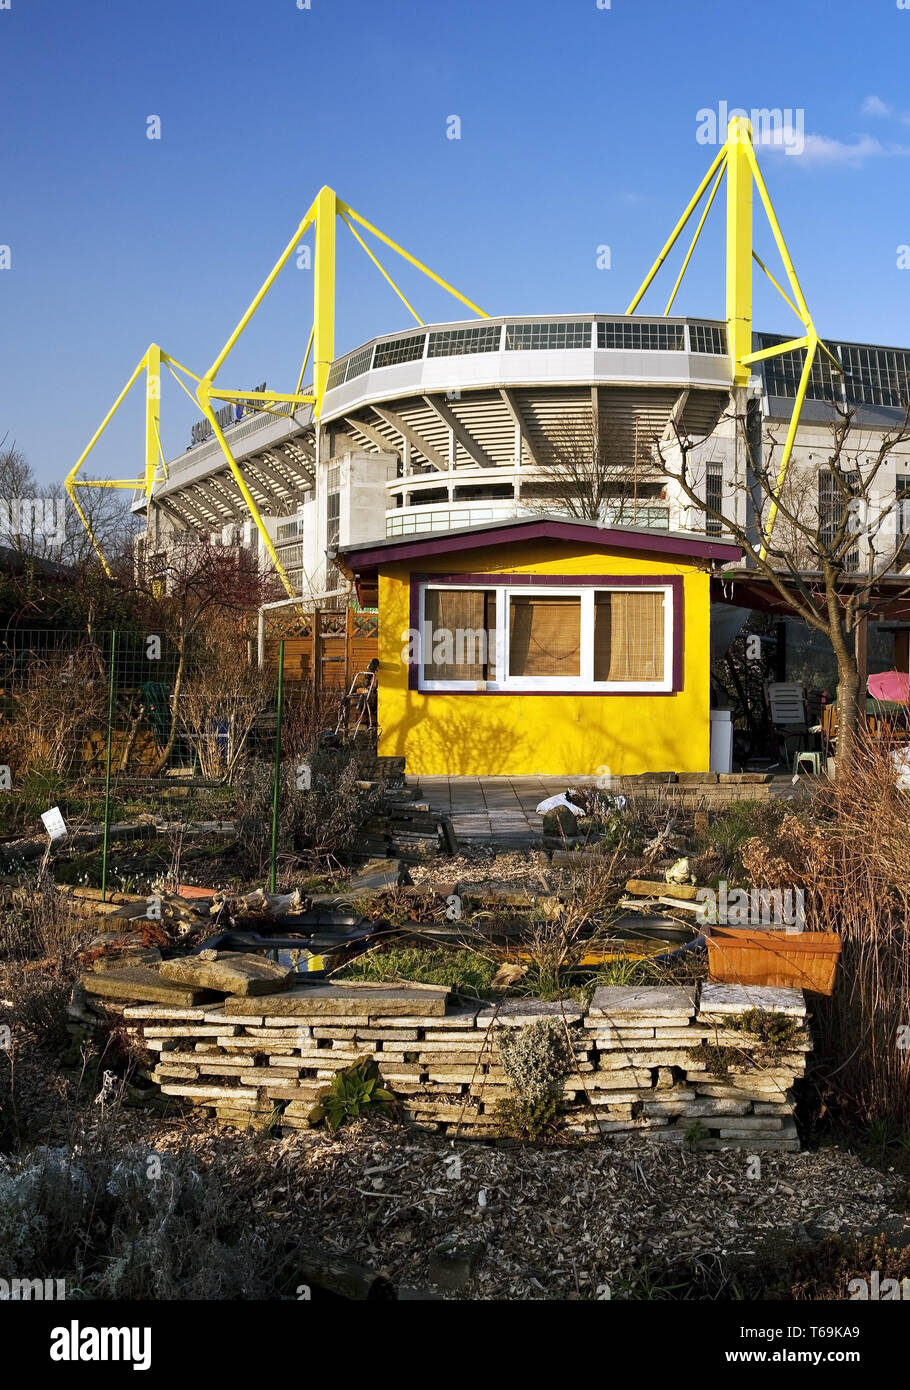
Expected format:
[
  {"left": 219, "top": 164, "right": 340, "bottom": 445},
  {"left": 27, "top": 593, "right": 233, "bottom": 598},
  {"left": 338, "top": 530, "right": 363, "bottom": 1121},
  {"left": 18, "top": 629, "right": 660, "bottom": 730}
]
[{"left": 263, "top": 608, "right": 378, "bottom": 691}]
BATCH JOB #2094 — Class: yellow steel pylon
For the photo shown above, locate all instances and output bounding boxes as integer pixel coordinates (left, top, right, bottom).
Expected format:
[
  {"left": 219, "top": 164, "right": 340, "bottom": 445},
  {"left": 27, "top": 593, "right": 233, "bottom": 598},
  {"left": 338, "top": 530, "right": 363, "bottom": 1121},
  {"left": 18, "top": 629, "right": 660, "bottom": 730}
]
[
  {"left": 64, "top": 344, "right": 196, "bottom": 578},
  {"left": 68, "top": 189, "right": 487, "bottom": 591},
  {"left": 196, "top": 185, "right": 487, "bottom": 596},
  {"left": 626, "top": 116, "right": 841, "bottom": 555}
]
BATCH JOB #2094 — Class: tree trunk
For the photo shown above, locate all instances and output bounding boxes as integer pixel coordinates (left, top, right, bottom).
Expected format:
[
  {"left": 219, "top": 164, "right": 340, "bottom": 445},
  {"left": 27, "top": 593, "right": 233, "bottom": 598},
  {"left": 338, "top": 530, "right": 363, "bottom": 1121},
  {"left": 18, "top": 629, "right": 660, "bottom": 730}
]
[{"left": 834, "top": 656, "right": 860, "bottom": 775}]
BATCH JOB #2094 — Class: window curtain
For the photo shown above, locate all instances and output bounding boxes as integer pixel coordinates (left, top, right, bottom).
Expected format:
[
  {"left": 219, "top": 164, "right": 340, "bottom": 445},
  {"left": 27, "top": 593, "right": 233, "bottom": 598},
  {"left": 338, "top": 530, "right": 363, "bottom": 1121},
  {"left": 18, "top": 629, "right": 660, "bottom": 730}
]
[
  {"left": 423, "top": 589, "right": 496, "bottom": 681},
  {"left": 509, "top": 596, "right": 581, "bottom": 677},
  {"left": 594, "top": 591, "right": 664, "bottom": 682}
]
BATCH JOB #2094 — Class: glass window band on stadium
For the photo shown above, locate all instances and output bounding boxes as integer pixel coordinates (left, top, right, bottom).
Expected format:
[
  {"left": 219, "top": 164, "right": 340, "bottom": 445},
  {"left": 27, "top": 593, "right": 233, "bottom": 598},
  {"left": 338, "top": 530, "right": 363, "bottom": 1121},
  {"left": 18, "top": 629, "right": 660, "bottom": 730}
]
[
  {"left": 325, "top": 320, "right": 910, "bottom": 415},
  {"left": 758, "top": 334, "right": 910, "bottom": 411},
  {"left": 324, "top": 316, "right": 730, "bottom": 392}
]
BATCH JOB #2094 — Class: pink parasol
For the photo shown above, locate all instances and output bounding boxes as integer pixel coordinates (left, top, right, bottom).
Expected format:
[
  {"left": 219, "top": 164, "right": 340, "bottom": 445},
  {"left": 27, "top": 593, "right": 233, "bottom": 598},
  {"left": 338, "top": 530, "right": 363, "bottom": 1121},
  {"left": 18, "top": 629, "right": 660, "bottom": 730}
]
[{"left": 868, "top": 670, "right": 910, "bottom": 704}]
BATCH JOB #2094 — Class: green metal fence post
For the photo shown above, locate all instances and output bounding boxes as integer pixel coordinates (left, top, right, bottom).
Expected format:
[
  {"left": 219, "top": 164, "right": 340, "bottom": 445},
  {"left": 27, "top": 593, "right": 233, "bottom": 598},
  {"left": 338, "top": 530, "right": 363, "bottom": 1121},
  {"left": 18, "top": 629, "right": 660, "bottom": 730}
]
[
  {"left": 100, "top": 629, "right": 118, "bottom": 903},
  {"left": 269, "top": 639, "right": 286, "bottom": 894}
]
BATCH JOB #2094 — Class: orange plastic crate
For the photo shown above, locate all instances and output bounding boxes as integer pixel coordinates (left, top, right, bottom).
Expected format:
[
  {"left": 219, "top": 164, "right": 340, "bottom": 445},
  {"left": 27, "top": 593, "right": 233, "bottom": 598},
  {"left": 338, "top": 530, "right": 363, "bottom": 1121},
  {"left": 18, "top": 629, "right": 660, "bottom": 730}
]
[{"left": 706, "top": 928, "right": 841, "bottom": 995}]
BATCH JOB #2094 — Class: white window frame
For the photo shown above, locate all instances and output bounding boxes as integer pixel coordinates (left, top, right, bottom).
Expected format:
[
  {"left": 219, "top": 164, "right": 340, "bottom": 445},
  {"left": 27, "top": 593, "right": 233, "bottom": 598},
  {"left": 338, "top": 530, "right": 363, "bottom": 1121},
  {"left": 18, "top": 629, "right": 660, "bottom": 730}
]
[{"left": 417, "top": 581, "right": 674, "bottom": 694}]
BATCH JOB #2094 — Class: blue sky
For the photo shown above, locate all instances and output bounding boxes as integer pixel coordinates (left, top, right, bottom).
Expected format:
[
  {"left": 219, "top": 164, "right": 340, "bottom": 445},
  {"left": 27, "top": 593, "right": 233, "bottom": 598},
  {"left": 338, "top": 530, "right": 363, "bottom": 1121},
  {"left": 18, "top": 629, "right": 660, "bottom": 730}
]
[{"left": 2, "top": 0, "right": 910, "bottom": 483}]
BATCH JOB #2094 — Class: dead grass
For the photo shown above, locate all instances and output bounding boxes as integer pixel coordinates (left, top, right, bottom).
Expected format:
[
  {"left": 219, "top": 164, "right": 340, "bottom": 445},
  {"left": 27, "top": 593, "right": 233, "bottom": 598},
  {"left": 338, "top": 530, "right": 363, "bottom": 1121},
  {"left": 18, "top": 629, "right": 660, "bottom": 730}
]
[{"left": 739, "top": 739, "right": 910, "bottom": 1127}]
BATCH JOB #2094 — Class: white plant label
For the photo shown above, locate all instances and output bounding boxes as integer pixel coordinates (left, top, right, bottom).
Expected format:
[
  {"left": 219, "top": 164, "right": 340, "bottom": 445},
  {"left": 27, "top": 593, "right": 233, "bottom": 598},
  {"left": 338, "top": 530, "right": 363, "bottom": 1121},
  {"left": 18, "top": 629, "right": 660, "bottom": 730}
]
[{"left": 41, "top": 806, "right": 68, "bottom": 842}]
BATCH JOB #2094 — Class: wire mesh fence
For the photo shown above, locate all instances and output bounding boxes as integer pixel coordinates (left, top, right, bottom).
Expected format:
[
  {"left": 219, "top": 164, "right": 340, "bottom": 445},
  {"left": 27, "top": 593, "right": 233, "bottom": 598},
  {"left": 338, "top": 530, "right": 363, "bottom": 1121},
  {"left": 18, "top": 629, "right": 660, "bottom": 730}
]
[
  {"left": 0, "top": 625, "right": 381, "bottom": 896},
  {"left": 0, "top": 627, "right": 189, "bottom": 777}
]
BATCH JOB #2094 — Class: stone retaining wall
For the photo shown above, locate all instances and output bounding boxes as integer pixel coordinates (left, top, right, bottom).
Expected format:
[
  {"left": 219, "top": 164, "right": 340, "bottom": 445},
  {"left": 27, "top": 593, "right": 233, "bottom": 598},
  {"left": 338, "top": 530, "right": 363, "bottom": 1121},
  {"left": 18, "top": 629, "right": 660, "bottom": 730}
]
[{"left": 73, "top": 973, "right": 809, "bottom": 1149}]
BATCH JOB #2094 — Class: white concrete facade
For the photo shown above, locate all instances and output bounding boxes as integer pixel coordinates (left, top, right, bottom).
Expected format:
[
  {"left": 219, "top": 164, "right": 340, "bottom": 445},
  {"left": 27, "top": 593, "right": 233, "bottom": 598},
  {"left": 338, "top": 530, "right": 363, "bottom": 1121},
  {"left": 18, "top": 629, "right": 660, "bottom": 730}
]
[{"left": 134, "top": 314, "right": 910, "bottom": 597}]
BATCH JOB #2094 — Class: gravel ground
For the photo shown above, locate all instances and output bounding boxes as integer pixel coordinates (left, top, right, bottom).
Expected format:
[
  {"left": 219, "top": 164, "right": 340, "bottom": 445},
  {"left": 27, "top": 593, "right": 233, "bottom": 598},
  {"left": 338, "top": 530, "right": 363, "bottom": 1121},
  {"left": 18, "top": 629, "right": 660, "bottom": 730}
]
[
  {"left": 113, "top": 1115, "right": 910, "bottom": 1300},
  {"left": 409, "top": 847, "right": 555, "bottom": 892},
  {"left": 1, "top": 1018, "right": 906, "bottom": 1301}
]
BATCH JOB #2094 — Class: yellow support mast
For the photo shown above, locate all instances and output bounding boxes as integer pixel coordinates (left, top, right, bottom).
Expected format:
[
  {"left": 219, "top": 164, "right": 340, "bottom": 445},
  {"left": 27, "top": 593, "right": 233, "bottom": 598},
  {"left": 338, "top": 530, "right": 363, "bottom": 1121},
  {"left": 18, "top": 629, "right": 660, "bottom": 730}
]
[
  {"left": 725, "top": 117, "right": 753, "bottom": 389},
  {"left": 69, "top": 188, "right": 486, "bottom": 588},
  {"left": 626, "top": 117, "right": 841, "bottom": 554},
  {"left": 313, "top": 184, "right": 337, "bottom": 413},
  {"left": 66, "top": 344, "right": 184, "bottom": 577},
  {"left": 197, "top": 185, "right": 487, "bottom": 598}
]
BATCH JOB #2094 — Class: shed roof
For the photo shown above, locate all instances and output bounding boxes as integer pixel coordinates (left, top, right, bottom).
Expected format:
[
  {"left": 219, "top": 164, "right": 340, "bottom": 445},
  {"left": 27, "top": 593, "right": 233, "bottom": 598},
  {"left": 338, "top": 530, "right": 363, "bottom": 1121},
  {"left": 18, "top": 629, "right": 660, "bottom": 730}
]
[{"left": 334, "top": 514, "right": 743, "bottom": 579}]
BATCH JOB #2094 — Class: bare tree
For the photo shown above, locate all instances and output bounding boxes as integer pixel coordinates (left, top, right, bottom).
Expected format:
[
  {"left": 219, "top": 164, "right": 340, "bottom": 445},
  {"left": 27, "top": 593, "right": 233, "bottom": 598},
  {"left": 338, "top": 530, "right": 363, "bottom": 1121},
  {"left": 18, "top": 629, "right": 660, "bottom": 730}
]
[
  {"left": 536, "top": 405, "right": 668, "bottom": 524},
  {"left": 132, "top": 534, "right": 280, "bottom": 775},
  {"left": 0, "top": 435, "right": 138, "bottom": 570},
  {"left": 179, "top": 614, "right": 271, "bottom": 780},
  {"left": 58, "top": 481, "right": 139, "bottom": 572},
  {"left": 655, "top": 404, "right": 910, "bottom": 770}
]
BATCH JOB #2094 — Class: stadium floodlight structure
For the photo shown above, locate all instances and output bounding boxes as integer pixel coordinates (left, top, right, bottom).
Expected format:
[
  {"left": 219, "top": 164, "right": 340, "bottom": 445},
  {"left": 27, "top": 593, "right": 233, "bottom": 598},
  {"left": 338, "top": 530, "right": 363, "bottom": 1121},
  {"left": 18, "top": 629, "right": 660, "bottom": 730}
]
[
  {"left": 66, "top": 188, "right": 487, "bottom": 593},
  {"left": 626, "top": 114, "right": 841, "bottom": 555},
  {"left": 64, "top": 343, "right": 204, "bottom": 577},
  {"left": 68, "top": 125, "right": 835, "bottom": 583},
  {"left": 194, "top": 186, "right": 488, "bottom": 596}
]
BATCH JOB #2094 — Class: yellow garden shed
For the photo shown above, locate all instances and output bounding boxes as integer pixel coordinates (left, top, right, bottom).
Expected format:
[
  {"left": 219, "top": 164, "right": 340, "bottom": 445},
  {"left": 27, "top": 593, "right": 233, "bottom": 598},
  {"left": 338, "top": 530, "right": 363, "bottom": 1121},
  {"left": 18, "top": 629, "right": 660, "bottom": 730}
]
[{"left": 335, "top": 516, "right": 743, "bottom": 777}]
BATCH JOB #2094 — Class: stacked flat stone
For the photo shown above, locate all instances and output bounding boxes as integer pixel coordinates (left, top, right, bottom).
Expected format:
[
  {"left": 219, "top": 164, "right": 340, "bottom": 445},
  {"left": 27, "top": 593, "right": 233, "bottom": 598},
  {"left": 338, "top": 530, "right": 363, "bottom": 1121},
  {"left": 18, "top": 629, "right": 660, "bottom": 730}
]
[
  {"left": 570, "top": 983, "right": 807, "bottom": 1149},
  {"left": 73, "top": 963, "right": 809, "bottom": 1147}
]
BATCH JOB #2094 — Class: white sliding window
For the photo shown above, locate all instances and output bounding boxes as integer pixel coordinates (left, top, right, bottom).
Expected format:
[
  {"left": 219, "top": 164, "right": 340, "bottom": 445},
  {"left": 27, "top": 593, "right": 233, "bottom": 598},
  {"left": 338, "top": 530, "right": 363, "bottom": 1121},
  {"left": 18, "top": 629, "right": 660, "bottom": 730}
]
[{"left": 417, "top": 582, "right": 673, "bottom": 693}]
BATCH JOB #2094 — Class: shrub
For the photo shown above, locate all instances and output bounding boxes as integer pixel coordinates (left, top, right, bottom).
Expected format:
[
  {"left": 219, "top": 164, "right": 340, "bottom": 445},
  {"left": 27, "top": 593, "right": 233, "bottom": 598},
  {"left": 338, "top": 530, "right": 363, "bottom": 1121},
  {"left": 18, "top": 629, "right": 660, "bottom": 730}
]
[
  {"left": 495, "top": 1019, "right": 574, "bottom": 1142},
  {"left": 516, "top": 857, "right": 624, "bottom": 1000},
  {"left": 0, "top": 1140, "right": 283, "bottom": 1298},
  {"left": 178, "top": 619, "right": 270, "bottom": 780},
  {"left": 688, "top": 1041, "right": 739, "bottom": 1078},
  {"left": 308, "top": 1057, "right": 397, "bottom": 1133},
  {"left": 738, "top": 743, "right": 910, "bottom": 1127},
  {"left": 725, "top": 1008, "right": 805, "bottom": 1063},
  {"left": 231, "top": 749, "right": 383, "bottom": 876},
  {"left": 496, "top": 1094, "right": 562, "bottom": 1143},
  {"left": 701, "top": 798, "right": 788, "bottom": 878}
]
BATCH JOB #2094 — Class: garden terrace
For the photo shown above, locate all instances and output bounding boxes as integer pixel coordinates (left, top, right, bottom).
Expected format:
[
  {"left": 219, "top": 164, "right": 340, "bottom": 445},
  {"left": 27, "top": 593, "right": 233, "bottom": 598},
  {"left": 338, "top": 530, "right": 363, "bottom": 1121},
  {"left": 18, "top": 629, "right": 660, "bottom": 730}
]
[{"left": 71, "top": 970, "right": 810, "bottom": 1148}]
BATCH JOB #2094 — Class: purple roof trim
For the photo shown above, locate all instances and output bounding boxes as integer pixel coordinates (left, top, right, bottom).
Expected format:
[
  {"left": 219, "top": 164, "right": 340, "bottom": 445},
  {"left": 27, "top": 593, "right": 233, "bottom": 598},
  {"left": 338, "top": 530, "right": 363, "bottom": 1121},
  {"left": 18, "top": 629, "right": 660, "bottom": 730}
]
[{"left": 339, "top": 518, "right": 742, "bottom": 571}]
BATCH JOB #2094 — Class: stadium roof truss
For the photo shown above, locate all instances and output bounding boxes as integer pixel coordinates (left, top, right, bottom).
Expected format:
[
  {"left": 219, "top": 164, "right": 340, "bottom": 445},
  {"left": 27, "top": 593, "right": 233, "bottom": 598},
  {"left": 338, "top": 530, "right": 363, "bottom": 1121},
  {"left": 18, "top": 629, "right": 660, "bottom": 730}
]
[{"left": 626, "top": 115, "right": 842, "bottom": 555}]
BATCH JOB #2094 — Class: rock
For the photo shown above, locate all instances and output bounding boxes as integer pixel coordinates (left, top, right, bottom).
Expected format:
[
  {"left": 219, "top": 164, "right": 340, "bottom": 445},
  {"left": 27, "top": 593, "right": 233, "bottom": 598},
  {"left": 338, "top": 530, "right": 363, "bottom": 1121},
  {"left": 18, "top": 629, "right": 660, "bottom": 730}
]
[
  {"left": 542, "top": 805, "right": 583, "bottom": 839},
  {"left": 344, "top": 858, "right": 407, "bottom": 895},
  {"left": 223, "top": 983, "right": 449, "bottom": 1017},
  {"left": 81, "top": 967, "right": 213, "bottom": 1007},
  {"left": 159, "top": 952, "right": 292, "bottom": 996},
  {"left": 643, "top": 1098, "right": 748, "bottom": 1117},
  {"left": 428, "top": 1236, "right": 486, "bottom": 1291},
  {"left": 588, "top": 986, "right": 697, "bottom": 1020},
  {"left": 475, "top": 998, "right": 583, "bottom": 1027}
]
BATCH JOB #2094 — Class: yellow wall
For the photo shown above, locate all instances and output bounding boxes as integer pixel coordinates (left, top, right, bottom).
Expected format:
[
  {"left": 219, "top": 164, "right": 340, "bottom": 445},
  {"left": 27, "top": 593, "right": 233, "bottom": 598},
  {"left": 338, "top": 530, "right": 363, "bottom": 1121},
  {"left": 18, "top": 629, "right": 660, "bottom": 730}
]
[{"left": 376, "top": 539, "right": 712, "bottom": 776}]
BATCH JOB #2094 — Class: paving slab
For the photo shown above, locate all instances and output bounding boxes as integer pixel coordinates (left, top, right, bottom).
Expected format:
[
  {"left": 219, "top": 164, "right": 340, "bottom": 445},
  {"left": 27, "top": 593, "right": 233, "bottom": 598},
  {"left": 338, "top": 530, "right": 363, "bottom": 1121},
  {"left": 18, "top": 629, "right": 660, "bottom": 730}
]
[
  {"left": 588, "top": 986, "right": 697, "bottom": 1019},
  {"left": 698, "top": 983, "right": 807, "bottom": 1016},
  {"left": 81, "top": 967, "right": 213, "bottom": 1007},
  {"left": 476, "top": 999, "right": 584, "bottom": 1026},
  {"left": 223, "top": 983, "right": 449, "bottom": 1017},
  {"left": 159, "top": 953, "right": 291, "bottom": 996}
]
